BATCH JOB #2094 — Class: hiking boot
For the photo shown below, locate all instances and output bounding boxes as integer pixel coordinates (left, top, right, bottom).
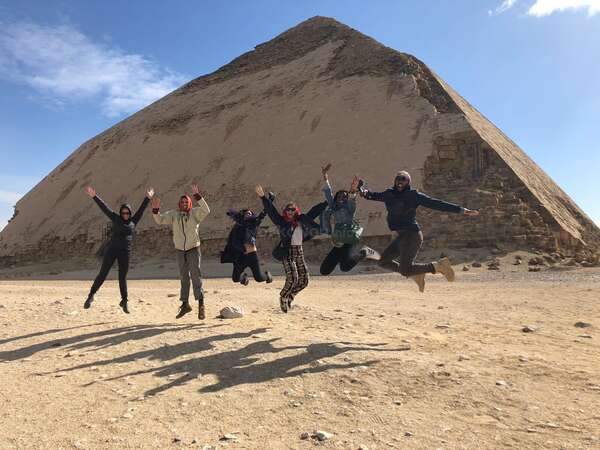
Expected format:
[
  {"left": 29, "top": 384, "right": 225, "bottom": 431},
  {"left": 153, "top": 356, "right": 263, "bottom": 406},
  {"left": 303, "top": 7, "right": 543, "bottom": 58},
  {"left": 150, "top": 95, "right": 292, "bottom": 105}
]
[
  {"left": 84, "top": 294, "right": 94, "bottom": 309},
  {"left": 411, "top": 273, "right": 426, "bottom": 293},
  {"left": 360, "top": 246, "right": 381, "bottom": 261},
  {"left": 279, "top": 297, "right": 289, "bottom": 313},
  {"left": 176, "top": 302, "right": 192, "bottom": 319},
  {"left": 265, "top": 271, "right": 273, "bottom": 284},
  {"left": 434, "top": 257, "right": 455, "bottom": 282},
  {"left": 198, "top": 302, "right": 206, "bottom": 320},
  {"left": 119, "top": 299, "right": 130, "bottom": 314},
  {"left": 240, "top": 273, "right": 249, "bottom": 286}
]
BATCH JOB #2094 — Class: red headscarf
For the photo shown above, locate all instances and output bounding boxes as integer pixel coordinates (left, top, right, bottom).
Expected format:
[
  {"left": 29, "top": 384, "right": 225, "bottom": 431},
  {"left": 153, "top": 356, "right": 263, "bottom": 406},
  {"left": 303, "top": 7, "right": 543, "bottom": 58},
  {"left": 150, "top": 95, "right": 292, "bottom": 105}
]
[
  {"left": 282, "top": 204, "right": 301, "bottom": 227},
  {"left": 179, "top": 195, "right": 193, "bottom": 213}
]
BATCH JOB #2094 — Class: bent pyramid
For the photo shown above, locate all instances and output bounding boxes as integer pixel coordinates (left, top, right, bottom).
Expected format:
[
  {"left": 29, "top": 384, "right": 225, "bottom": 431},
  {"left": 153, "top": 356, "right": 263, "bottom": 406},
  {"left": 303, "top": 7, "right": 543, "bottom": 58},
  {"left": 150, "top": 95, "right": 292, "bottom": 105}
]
[{"left": 1, "top": 16, "right": 599, "bottom": 266}]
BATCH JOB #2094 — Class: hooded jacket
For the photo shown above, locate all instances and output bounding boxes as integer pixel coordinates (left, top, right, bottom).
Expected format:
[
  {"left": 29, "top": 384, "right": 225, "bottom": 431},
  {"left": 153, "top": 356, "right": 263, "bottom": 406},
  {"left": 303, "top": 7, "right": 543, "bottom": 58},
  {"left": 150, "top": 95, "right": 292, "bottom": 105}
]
[
  {"left": 93, "top": 195, "right": 149, "bottom": 251},
  {"left": 261, "top": 195, "right": 327, "bottom": 260},
  {"left": 220, "top": 210, "right": 267, "bottom": 263},
  {"left": 152, "top": 193, "right": 210, "bottom": 251},
  {"left": 364, "top": 185, "right": 464, "bottom": 231}
]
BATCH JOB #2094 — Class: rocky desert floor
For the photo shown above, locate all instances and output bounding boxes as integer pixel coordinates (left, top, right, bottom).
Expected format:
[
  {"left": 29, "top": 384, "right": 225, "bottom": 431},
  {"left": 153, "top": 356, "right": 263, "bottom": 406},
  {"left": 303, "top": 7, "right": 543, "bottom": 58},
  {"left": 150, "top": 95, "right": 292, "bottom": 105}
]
[{"left": 1, "top": 261, "right": 599, "bottom": 449}]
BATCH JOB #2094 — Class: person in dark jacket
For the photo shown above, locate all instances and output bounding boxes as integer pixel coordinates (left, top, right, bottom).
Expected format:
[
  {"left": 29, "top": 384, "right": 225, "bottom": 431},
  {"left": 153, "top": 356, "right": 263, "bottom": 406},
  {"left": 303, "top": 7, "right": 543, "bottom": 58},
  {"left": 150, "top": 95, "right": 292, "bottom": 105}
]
[
  {"left": 255, "top": 185, "right": 327, "bottom": 313},
  {"left": 221, "top": 207, "right": 273, "bottom": 285},
  {"left": 83, "top": 185, "right": 154, "bottom": 313},
  {"left": 360, "top": 170, "right": 479, "bottom": 292},
  {"left": 319, "top": 163, "right": 380, "bottom": 275}
]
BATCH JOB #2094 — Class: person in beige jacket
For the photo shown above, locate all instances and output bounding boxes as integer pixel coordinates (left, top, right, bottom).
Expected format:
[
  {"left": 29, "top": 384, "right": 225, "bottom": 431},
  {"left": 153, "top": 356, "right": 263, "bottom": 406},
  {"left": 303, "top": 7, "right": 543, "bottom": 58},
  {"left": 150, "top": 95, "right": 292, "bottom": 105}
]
[{"left": 151, "top": 184, "right": 210, "bottom": 319}]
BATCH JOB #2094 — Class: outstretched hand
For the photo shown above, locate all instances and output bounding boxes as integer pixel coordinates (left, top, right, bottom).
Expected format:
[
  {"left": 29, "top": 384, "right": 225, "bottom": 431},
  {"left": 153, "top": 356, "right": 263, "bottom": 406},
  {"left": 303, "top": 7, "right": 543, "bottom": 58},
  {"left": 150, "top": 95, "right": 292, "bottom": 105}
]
[
  {"left": 191, "top": 184, "right": 201, "bottom": 196},
  {"left": 85, "top": 186, "right": 96, "bottom": 198},
  {"left": 255, "top": 185, "right": 265, "bottom": 198},
  {"left": 464, "top": 208, "right": 480, "bottom": 217},
  {"left": 151, "top": 197, "right": 161, "bottom": 210},
  {"left": 146, "top": 187, "right": 155, "bottom": 199},
  {"left": 350, "top": 175, "right": 360, "bottom": 193}
]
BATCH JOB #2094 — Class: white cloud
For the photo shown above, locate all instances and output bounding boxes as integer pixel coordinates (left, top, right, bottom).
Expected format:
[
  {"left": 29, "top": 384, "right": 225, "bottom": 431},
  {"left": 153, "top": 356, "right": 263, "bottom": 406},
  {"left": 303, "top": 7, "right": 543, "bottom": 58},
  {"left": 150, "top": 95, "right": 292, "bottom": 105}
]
[
  {"left": 0, "top": 21, "right": 186, "bottom": 117},
  {"left": 527, "top": 0, "right": 600, "bottom": 16},
  {"left": 0, "top": 190, "right": 22, "bottom": 204},
  {"left": 489, "top": 0, "right": 519, "bottom": 16}
]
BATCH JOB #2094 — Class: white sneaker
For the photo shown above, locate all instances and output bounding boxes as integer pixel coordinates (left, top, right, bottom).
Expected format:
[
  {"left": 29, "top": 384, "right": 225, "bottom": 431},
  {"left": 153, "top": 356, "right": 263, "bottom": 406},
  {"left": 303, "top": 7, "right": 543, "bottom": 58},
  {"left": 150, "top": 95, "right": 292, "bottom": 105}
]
[{"left": 360, "top": 246, "right": 381, "bottom": 261}]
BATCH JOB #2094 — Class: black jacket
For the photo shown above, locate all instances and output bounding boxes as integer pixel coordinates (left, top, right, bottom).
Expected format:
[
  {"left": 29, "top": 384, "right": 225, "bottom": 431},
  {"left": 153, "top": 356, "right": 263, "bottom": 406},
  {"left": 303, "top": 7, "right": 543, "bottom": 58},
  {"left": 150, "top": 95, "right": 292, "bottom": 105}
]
[
  {"left": 93, "top": 195, "right": 149, "bottom": 251},
  {"left": 364, "top": 186, "right": 463, "bottom": 232},
  {"left": 261, "top": 196, "right": 327, "bottom": 260},
  {"left": 220, "top": 211, "right": 267, "bottom": 263}
]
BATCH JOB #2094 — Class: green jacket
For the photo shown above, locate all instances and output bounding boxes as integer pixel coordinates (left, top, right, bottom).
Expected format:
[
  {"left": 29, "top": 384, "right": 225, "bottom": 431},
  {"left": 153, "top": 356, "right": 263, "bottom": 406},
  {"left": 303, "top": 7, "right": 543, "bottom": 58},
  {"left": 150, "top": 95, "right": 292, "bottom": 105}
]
[{"left": 152, "top": 198, "right": 210, "bottom": 251}]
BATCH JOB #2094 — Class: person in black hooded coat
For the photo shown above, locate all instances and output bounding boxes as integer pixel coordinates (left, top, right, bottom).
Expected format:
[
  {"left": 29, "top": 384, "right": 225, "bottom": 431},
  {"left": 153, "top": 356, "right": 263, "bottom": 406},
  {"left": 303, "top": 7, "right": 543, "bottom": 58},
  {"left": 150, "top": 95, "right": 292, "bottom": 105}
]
[{"left": 83, "top": 185, "right": 154, "bottom": 313}]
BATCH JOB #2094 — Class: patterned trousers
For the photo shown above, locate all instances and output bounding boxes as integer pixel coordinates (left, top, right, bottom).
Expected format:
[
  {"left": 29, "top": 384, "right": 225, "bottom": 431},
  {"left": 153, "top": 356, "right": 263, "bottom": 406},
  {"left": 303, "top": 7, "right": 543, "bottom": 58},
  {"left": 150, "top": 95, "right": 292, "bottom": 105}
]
[{"left": 280, "top": 245, "right": 309, "bottom": 300}]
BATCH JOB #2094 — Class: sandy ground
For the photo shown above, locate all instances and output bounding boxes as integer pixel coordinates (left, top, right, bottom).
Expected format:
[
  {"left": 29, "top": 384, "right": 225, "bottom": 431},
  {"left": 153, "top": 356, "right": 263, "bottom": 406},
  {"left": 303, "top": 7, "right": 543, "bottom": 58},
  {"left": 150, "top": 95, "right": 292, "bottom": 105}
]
[{"left": 1, "top": 265, "right": 599, "bottom": 450}]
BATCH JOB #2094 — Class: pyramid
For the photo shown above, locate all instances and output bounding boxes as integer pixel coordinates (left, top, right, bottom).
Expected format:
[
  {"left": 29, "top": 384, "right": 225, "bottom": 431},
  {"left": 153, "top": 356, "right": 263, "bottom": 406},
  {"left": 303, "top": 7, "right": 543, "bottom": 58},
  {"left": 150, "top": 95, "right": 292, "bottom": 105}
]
[{"left": 2, "top": 16, "right": 599, "bottom": 267}]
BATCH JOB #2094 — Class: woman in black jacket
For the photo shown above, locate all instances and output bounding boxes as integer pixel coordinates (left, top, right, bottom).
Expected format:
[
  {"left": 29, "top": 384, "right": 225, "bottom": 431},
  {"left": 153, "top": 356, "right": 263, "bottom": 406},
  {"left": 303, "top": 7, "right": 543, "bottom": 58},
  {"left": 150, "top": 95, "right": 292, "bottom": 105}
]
[
  {"left": 83, "top": 185, "right": 153, "bottom": 313},
  {"left": 221, "top": 207, "right": 273, "bottom": 285},
  {"left": 255, "top": 185, "right": 327, "bottom": 313}
]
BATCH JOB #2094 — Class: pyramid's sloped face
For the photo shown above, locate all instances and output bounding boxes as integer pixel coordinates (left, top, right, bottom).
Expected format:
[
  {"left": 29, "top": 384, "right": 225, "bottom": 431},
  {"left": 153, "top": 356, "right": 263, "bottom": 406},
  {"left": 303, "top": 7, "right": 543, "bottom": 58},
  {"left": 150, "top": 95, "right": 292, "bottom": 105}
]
[{"left": 0, "top": 37, "right": 471, "bottom": 260}]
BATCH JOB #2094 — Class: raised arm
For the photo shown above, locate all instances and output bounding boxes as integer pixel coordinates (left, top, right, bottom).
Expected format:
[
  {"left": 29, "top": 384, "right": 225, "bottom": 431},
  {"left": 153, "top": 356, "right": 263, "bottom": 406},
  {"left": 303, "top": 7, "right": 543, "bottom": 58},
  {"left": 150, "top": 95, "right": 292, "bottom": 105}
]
[
  {"left": 415, "top": 192, "right": 463, "bottom": 213},
  {"left": 321, "top": 164, "right": 334, "bottom": 207},
  {"left": 256, "top": 185, "right": 285, "bottom": 227},
  {"left": 151, "top": 197, "right": 174, "bottom": 225},
  {"left": 86, "top": 187, "right": 118, "bottom": 220},
  {"left": 131, "top": 188, "right": 154, "bottom": 224},
  {"left": 190, "top": 184, "right": 210, "bottom": 223}
]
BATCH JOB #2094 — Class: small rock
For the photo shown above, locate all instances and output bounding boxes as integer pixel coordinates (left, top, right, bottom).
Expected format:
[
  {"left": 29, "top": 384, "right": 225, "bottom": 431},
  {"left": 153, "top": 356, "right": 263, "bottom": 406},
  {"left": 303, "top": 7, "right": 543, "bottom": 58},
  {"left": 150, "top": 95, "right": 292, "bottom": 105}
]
[
  {"left": 172, "top": 437, "right": 182, "bottom": 443},
  {"left": 393, "top": 400, "right": 402, "bottom": 405},
  {"left": 167, "top": 294, "right": 177, "bottom": 298},
  {"left": 471, "top": 261, "right": 482, "bottom": 268},
  {"left": 496, "top": 380, "right": 509, "bottom": 387},
  {"left": 575, "top": 322, "right": 592, "bottom": 328},
  {"left": 313, "top": 430, "right": 333, "bottom": 441},
  {"left": 358, "top": 445, "right": 370, "bottom": 450},
  {"left": 64, "top": 296, "right": 72, "bottom": 300},
  {"left": 220, "top": 306, "right": 244, "bottom": 319},
  {"left": 435, "top": 323, "right": 450, "bottom": 329},
  {"left": 522, "top": 325, "right": 537, "bottom": 333},
  {"left": 219, "top": 434, "right": 238, "bottom": 441},
  {"left": 300, "top": 432, "right": 310, "bottom": 440},
  {"left": 462, "top": 265, "right": 469, "bottom": 271},
  {"left": 458, "top": 354, "right": 470, "bottom": 361},
  {"left": 404, "top": 431, "right": 413, "bottom": 437}
]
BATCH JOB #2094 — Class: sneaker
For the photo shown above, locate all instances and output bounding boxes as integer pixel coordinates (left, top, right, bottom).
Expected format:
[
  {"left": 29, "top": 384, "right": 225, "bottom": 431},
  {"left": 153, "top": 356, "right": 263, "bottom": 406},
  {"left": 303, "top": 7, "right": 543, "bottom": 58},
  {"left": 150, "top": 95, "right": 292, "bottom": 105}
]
[
  {"left": 198, "top": 302, "right": 206, "bottom": 320},
  {"left": 279, "top": 297, "right": 289, "bottom": 313},
  {"left": 265, "top": 271, "right": 273, "bottom": 284},
  {"left": 434, "top": 257, "right": 455, "bottom": 282},
  {"left": 84, "top": 294, "right": 94, "bottom": 309},
  {"left": 176, "top": 302, "right": 192, "bottom": 319},
  {"left": 287, "top": 297, "right": 294, "bottom": 311},
  {"left": 119, "top": 299, "right": 130, "bottom": 314},
  {"left": 240, "top": 273, "right": 249, "bottom": 286},
  {"left": 360, "top": 246, "right": 381, "bottom": 261},
  {"left": 411, "top": 273, "right": 426, "bottom": 293}
]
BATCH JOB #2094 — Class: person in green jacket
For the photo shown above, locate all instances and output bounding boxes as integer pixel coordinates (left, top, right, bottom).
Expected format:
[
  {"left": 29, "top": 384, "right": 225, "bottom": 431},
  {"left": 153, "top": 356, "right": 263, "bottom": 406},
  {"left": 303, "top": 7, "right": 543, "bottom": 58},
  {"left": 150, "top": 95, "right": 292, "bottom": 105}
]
[{"left": 151, "top": 184, "right": 210, "bottom": 320}]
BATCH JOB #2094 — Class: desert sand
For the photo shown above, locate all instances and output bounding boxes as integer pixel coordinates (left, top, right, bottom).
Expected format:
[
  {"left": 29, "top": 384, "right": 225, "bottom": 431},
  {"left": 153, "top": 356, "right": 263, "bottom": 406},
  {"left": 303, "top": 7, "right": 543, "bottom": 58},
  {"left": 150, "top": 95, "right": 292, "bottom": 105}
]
[{"left": 1, "top": 262, "right": 599, "bottom": 449}]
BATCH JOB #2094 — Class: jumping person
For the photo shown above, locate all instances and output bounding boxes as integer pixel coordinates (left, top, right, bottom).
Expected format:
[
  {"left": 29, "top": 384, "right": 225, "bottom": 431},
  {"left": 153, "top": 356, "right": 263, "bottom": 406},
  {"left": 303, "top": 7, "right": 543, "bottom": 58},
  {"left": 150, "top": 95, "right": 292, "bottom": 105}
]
[
  {"left": 360, "top": 170, "right": 479, "bottom": 292},
  {"left": 255, "top": 185, "right": 327, "bottom": 313},
  {"left": 151, "top": 184, "right": 210, "bottom": 320},
  {"left": 319, "top": 163, "right": 380, "bottom": 275},
  {"left": 83, "top": 186, "right": 154, "bottom": 313},
  {"left": 221, "top": 207, "right": 273, "bottom": 285}
]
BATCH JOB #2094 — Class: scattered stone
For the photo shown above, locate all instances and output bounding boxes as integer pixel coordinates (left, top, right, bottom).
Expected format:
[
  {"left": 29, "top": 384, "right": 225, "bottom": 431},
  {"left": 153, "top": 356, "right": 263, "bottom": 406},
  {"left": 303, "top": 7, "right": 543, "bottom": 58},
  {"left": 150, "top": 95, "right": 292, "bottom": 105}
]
[
  {"left": 472, "top": 261, "right": 482, "bottom": 268},
  {"left": 358, "top": 445, "right": 370, "bottom": 450},
  {"left": 172, "top": 437, "right": 182, "bottom": 443},
  {"left": 167, "top": 294, "right": 177, "bottom": 298},
  {"left": 220, "top": 306, "right": 244, "bottom": 319},
  {"left": 458, "top": 354, "right": 471, "bottom": 361},
  {"left": 313, "top": 430, "right": 333, "bottom": 441},
  {"left": 404, "top": 431, "right": 413, "bottom": 437},
  {"left": 219, "top": 434, "right": 238, "bottom": 441},
  {"left": 462, "top": 265, "right": 469, "bottom": 271},
  {"left": 435, "top": 323, "right": 450, "bottom": 329},
  {"left": 487, "top": 259, "right": 500, "bottom": 270},
  {"left": 300, "top": 432, "right": 310, "bottom": 440},
  {"left": 496, "top": 380, "right": 509, "bottom": 387},
  {"left": 393, "top": 400, "right": 402, "bottom": 405},
  {"left": 575, "top": 322, "right": 592, "bottom": 328},
  {"left": 64, "top": 296, "right": 72, "bottom": 300},
  {"left": 522, "top": 325, "right": 537, "bottom": 333}
]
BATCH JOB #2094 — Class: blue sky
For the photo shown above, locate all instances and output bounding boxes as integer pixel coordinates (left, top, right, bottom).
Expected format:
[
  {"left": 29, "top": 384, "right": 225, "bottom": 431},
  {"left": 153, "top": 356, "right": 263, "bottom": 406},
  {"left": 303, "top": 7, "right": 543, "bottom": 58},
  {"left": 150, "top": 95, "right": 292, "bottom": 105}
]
[{"left": 1, "top": 0, "right": 599, "bottom": 229}]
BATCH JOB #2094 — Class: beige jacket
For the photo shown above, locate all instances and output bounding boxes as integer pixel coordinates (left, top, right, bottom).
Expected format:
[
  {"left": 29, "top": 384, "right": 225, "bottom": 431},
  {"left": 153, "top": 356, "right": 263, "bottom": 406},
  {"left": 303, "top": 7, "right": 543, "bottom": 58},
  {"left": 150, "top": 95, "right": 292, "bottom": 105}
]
[{"left": 153, "top": 197, "right": 210, "bottom": 251}]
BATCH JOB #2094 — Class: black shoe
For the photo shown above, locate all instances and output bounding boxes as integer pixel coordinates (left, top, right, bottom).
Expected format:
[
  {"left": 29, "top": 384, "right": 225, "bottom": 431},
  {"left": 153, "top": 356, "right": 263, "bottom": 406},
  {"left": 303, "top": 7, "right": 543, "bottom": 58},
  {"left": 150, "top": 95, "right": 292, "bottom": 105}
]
[
  {"left": 279, "top": 297, "right": 289, "bottom": 313},
  {"left": 84, "top": 294, "right": 94, "bottom": 309},
  {"left": 198, "top": 301, "right": 206, "bottom": 320},
  {"left": 265, "top": 271, "right": 273, "bottom": 284},
  {"left": 119, "top": 299, "right": 129, "bottom": 314},
  {"left": 240, "top": 273, "right": 249, "bottom": 286},
  {"left": 176, "top": 302, "right": 192, "bottom": 319}
]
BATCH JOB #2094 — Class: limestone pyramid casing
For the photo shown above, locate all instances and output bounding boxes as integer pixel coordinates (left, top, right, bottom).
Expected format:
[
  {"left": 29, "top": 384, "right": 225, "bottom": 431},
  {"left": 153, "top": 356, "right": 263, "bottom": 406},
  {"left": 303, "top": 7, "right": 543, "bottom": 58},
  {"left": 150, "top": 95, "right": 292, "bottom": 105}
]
[{"left": 1, "top": 16, "right": 598, "bottom": 266}]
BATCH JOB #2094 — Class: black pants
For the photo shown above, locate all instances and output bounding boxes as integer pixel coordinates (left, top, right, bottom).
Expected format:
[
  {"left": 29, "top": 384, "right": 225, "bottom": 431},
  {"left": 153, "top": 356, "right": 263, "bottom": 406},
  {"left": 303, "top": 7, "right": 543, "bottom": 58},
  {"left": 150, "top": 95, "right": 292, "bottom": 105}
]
[
  {"left": 232, "top": 251, "right": 269, "bottom": 282},
  {"left": 320, "top": 244, "right": 363, "bottom": 275},
  {"left": 89, "top": 245, "right": 130, "bottom": 300},
  {"left": 379, "top": 230, "right": 434, "bottom": 276}
]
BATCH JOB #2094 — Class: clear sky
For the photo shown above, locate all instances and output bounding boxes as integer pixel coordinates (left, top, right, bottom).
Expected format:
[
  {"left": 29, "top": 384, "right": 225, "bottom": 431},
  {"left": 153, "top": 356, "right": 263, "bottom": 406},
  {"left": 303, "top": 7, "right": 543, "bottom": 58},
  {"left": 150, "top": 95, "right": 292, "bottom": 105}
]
[{"left": 1, "top": 0, "right": 599, "bottom": 230}]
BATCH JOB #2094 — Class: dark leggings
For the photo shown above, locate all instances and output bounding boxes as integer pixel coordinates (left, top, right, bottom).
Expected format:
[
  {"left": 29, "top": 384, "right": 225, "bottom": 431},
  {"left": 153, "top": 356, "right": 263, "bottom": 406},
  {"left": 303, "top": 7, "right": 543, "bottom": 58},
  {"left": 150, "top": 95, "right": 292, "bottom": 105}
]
[
  {"left": 379, "top": 230, "right": 434, "bottom": 276},
  {"left": 89, "top": 245, "right": 130, "bottom": 300},
  {"left": 232, "top": 251, "right": 269, "bottom": 282},
  {"left": 320, "top": 244, "right": 363, "bottom": 275}
]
